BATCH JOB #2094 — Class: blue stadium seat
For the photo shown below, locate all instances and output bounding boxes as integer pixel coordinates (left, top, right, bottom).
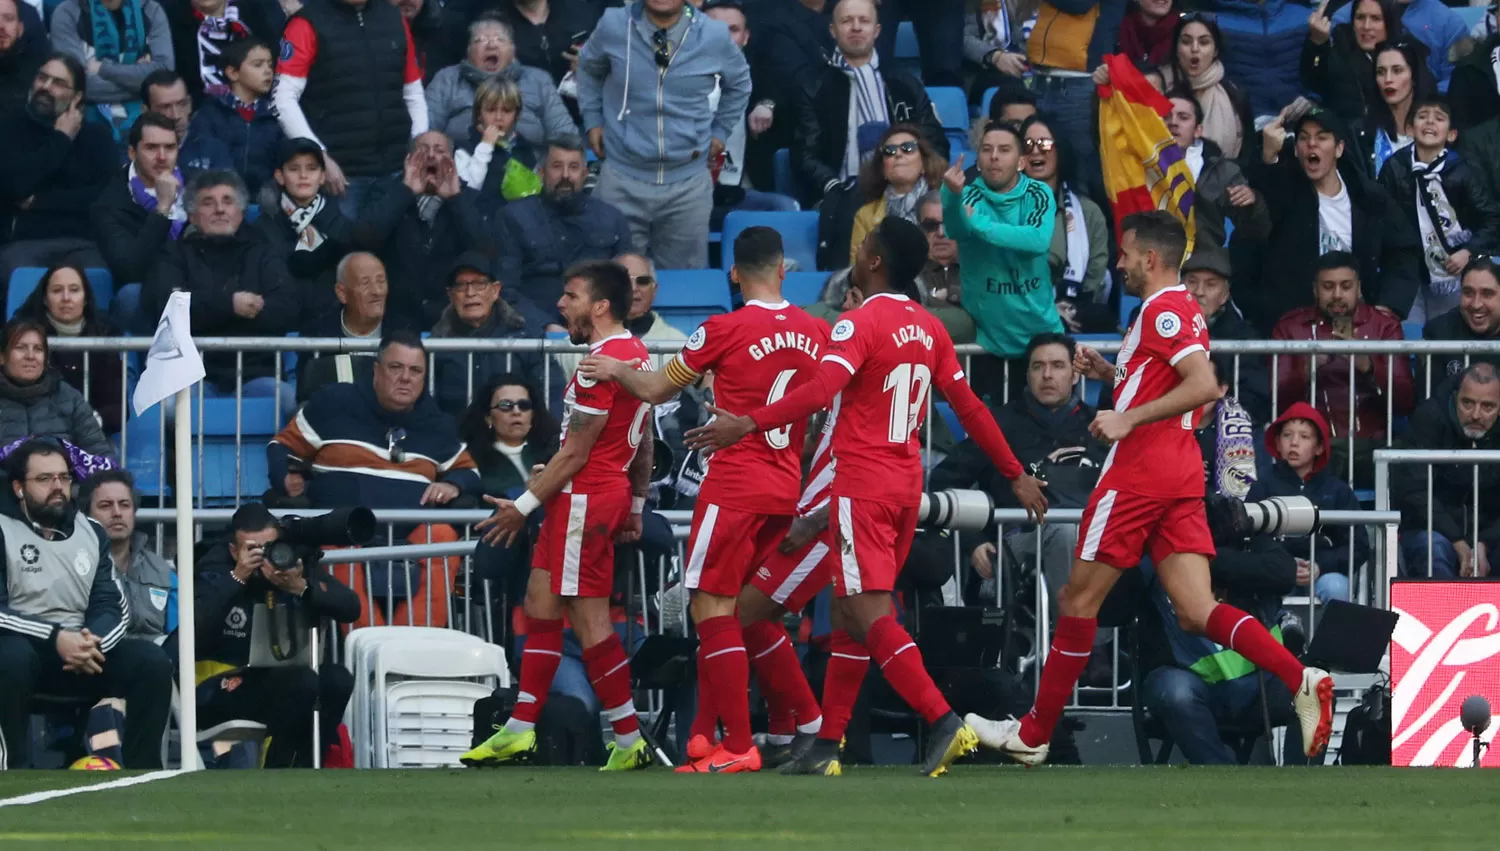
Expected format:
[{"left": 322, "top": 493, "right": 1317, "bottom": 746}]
[
  {"left": 927, "top": 86, "right": 969, "bottom": 132},
  {"left": 980, "top": 86, "right": 999, "bottom": 121},
  {"left": 1455, "top": 6, "right": 1487, "bottom": 30},
  {"left": 894, "top": 21, "right": 919, "bottom": 59},
  {"left": 246, "top": 204, "right": 260, "bottom": 222},
  {"left": 782, "top": 271, "right": 827, "bottom": 307},
  {"left": 722, "top": 210, "right": 820, "bottom": 272},
  {"left": 1119, "top": 294, "right": 1142, "bottom": 330},
  {"left": 1402, "top": 320, "right": 1424, "bottom": 341},
  {"left": 124, "top": 396, "right": 283, "bottom": 502},
  {"left": 7, "top": 267, "right": 115, "bottom": 319},
  {"left": 653, "top": 269, "right": 733, "bottom": 335},
  {"left": 946, "top": 132, "right": 974, "bottom": 165},
  {"left": 935, "top": 401, "right": 964, "bottom": 442}
]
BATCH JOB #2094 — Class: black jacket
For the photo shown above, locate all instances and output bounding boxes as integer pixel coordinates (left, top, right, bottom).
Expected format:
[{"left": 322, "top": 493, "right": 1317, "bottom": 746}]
[
  {"left": 248, "top": 193, "right": 357, "bottom": 326},
  {"left": 0, "top": 107, "right": 116, "bottom": 242},
  {"left": 1241, "top": 152, "right": 1421, "bottom": 332},
  {"left": 163, "top": 0, "right": 285, "bottom": 105},
  {"left": 791, "top": 63, "right": 948, "bottom": 207},
  {"left": 1248, "top": 460, "right": 1368, "bottom": 577},
  {"left": 1421, "top": 306, "right": 1500, "bottom": 392},
  {"left": 1207, "top": 305, "right": 1272, "bottom": 426},
  {"left": 1448, "top": 33, "right": 1500, "bottom": 132},
  {"left": 143, "top": 228, "right": 299, "bottom": 387},
  {"left": 1457, "top": 116, "right": 1500, "bottom": 200},
  {"left": 296, "top": 0, "right": 412, "bottom": 178},
  {"left": 0, "top": 2, "right": 47, "bottom": 115},
  {"left": 493, "top": 190, "right": 633, "bottom": 310},
  {"left": 1299, "top": 25, "right": 1379, "bottom": 124},
  {"left": 747, "top": 0, "right": 833, "bottom": 107},
  {"left": 194, "top": 536, "right": 360, "bottom": 671},
  {"left": 188, "top": 94, "right": 284, "bottom": 196},
  {"left": 90, "top": 169, "right": 180, "bottom": 285},
  {"left": 1391, "top": 391, "right": 1500, "bottom": 547},
  {"left": 429, "top": 301, "right": 560, "bottom": 416},
  {"left": 1377, "top": 146, "right": 1500, "bottom": 293}
]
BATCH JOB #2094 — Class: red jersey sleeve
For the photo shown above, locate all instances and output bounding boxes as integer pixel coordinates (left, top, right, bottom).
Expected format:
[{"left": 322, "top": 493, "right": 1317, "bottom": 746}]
[
  {"left": 675, "top": 316, "right": 729, "bottom": 378},
  {"left": 278, "top": 17, "right": 318, "bottom": 78},
  {"left": 823, "top": 315, "right": 871, "bottom": 376},
  {"left": 402, "top": 19, "right": 422, "bottom": 84},
  {"left": 571, "top": 373, "right": 616, "bottom": 416},
  {"left": 1143, "top": 296, "right": 1208, "bottom": 367}
]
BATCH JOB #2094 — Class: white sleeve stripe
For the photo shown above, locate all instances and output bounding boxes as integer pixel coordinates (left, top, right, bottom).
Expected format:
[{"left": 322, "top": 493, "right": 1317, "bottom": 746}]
[
  {"left": 824, "top": 355, "right": 855, "bottom": 375},
  {"left": 952, "top": 370, "right": 965, "bottom": 381},
  {"left": 1169, "top": 344, "right": 1205, "bottom": 366},
  {"left": 0, "top": 613, "right": 54, "bottom": 638}
]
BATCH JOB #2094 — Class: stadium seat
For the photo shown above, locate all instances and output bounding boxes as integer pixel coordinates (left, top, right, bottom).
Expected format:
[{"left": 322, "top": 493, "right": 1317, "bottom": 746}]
[
  {"left": 926, "top": 86, "right": 969, "bottom": 132},
  {"left": 6, "top": 267, "right": 115, "bottom": 319},
  {"left": 344, "top": 627, "right": 490, "bottom": 769},
  {"left": 782, "top": 271, "right": 828, "bottom": 307},
  {"left": 935, "top": 401, "right": 964, "bottom": 442},
  {"left": 894, "top": 21, "right": 919, "bottom": 59},
  {"left": 246, "top": 203, "right": 260, "bottom": 222},
  {"left": 370, "top": 639, "right": 508, "bottom": 768},
  {"left": 1455, "top": 6, "right": 1487, "bottom": 29},
  {"left": 654, "top": 269, "right": 733, "bottom": 335},
  {"left": 980, "top": 86, "right": 999, "bottom": 121},
  {"left": 1119, "top": 294, "right": 1142, "bottom": 330},
  {"left": 946, "top": 133, "right": 975, "bottom": 165},
  {"left": 1402, "top": 320, "right": 1423, "bottom": 341},
  {"left": 123, "top": 396, "right": 284, "bottom": 502},
  {"left": 722, "top": 210, "right": 820, "bottom": 272}
]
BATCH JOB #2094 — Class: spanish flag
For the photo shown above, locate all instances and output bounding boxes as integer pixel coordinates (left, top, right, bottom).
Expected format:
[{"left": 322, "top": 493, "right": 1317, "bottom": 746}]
[{"left": 1096, "top": 53, "right": 1196, "bottom": 255}]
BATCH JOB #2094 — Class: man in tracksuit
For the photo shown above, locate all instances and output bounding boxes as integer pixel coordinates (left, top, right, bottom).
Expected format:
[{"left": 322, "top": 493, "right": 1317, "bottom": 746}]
[
  {"left": 577, "top": 0, "right": 751, "bottom": 270},
  {"left": 0, "top": 439, "right": 172, "bottom": 769}
]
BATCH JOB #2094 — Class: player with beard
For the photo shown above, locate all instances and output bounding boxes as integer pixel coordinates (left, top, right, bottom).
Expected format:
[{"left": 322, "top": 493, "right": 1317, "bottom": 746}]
[
  {"left": 462, "top": 260, "right": 656, "bottom": 772},
  {"left": 687, "top": 217, "right": 1048, "bottom": 778},
  {"left": 963, "top": 212, "right": 1337, "bottom": 764},
  {"left": 577, "top": 227, "right": 830, "bottom": 773}
]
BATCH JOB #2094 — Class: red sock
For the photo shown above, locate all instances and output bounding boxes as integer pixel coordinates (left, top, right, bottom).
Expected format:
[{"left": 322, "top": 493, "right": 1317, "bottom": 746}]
[
  {"left": 507, "top": 617, "right": 563, "bottom": 729},
  {"left": 582, "top": 633, "right": 640, "bottom": 745},
  {"left": 866, "top": 616, "right": 950, "bottom": 725},
  {"left": 689, "top": 642, "right": 719, "bottom": 743},
  {"left": 696, "top": 615, "right": 753, "bottom": 753},
  {"left": 1018, "top": 615, "right": 1096, "bottom": 748},
  {"left": 817, "top": 630, "right": 869, "bottom": 743},
  {"left": 1205, "top": 603, "right": 1304, "bottom": 692},
  {"left": 745, "top": 619, "right": 822, "bottom": 735}
]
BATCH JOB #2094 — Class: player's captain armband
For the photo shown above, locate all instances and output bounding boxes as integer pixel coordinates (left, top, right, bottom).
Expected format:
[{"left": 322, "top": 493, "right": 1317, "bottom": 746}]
[{"left": 663, "top": 355, "right": 700, "bottom": 388}]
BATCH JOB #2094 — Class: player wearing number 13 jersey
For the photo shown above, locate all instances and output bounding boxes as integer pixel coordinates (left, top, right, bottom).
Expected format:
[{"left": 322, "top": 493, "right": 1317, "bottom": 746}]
[{"left": 686, "top": 218, "right": 1050, "bottom": 779}]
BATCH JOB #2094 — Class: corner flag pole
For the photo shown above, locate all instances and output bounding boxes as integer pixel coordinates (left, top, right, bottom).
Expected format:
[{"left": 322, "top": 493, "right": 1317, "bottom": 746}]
[{"left": 174, "top": 383, "right": 198, "bottom": 771}]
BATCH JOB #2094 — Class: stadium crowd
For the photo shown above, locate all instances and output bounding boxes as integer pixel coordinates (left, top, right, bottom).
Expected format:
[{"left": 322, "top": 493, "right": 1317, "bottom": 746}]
[{"left": 2, "top": 0, "right": 1500, "bottom": 770}]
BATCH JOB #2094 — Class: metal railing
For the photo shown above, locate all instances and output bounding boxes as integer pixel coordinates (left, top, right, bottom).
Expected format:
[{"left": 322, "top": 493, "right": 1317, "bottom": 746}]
[{"left": 1373, "top": 449, "right": 1500, "bottom": 608}]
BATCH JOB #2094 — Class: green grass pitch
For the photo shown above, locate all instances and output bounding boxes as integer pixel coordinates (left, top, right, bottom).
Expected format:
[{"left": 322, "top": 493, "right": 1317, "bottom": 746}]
[{"left": 0, "top": 766, "right": 1492, "bottom": 849}]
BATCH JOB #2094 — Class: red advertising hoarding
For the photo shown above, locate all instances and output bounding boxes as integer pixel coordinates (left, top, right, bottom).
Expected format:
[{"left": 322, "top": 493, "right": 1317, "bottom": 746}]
[{"left": 1391, "top": 581, "right": 1500, "bottom": 767}]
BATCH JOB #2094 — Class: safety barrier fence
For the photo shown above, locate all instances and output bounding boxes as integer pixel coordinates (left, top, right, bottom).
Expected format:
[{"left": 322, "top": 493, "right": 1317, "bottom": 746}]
[{"left": 1374, "top": 449, "right": 1500, "bottom": 609}]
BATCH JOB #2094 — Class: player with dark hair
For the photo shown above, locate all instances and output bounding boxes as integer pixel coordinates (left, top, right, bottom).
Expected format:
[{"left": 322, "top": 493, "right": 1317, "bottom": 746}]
[
  {"left": 686, "top": 217, "right": 1048, "bottom": 778},
  {"left": 965, "top": 211, "right": 1336, "bottom": 764},
  {"left": 578, "top": 226, "right": 830, "bottom": 773},
  {"left": 462, "top": 260, "right": 656, "bottom": 772}
]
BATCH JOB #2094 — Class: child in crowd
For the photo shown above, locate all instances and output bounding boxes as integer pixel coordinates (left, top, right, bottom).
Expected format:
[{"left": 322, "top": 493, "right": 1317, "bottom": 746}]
[
  {"left": 1248, "top": 402, "right": 1369, "bottom": 602},
  {"left": 454, "top": 76, "right": 540, "bottom": 210},
  {"left": 1377, "top": 94, "right": 1500, "bottom": 323},
  {"left": 188, "top": 38, "right": 283, "bottom": 195}
]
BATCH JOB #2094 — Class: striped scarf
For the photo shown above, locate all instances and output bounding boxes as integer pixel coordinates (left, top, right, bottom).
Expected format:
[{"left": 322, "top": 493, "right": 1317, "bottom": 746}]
[
  {"left": 195, "top": 2, "right": 251, "bottom": 94},
  {"left": 831, "top": 48, "right": 889, "bottom": 179},
  {"left": 1212, "top": 396, "right": 1256, "bottom": 499}
]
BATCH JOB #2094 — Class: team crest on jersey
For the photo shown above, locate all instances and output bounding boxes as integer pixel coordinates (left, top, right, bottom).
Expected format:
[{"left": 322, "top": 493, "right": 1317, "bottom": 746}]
[
  {"left": 73, "top": 549, "right": 92, "bottom": 576},
  {"left": 685, "top": 326, "right": 706, "bottom": 351},
  {"left": 831, "top": 319, "right": 854, "bottom": 342},
  {"left": 279, "top": 39, "right": 294, "bottom": 62},
  {"left": 20, "top": 544, "right": 37, "bottom": 565},
  {"left": 575, "top": 371, "right": 597, "bottom": 389},
  {"left": 1155, "top": 311, "right": 1182, "bottom": 338}
]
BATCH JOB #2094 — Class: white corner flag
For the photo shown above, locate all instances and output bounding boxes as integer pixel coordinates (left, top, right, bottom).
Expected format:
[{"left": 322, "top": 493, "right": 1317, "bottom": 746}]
[{"left": 132, "top": 291, "right": 205, "bottom": 416}]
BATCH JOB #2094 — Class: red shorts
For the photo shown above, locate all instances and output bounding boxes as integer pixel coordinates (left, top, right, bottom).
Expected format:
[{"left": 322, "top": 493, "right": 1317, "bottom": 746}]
[
  {"left": 532, "top": 487, "right": 632, "bottom": 598},
  {"left": 1074, "top": 488, "right": 1216, "bottom": 568},
  {"left": 831, "top": 496, "right": 917, "bottom": 597},
  {"left": 683, "top": 502, "right": 792, "bottom": 597},
  {"left": 751, "top": 534, "right": 832, "bottom": 613}
]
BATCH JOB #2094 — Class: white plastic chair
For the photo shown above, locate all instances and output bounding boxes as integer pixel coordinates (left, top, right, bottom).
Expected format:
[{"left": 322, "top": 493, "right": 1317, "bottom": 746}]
[
  {"left": 371, "top": 641, "right": 509, "bottom": 768},
  {"left": 343, "top": 627, "right": 485, "bottom": 768},
  {"left": 383, "top": 680, "right": 494, "bottom": 768}
]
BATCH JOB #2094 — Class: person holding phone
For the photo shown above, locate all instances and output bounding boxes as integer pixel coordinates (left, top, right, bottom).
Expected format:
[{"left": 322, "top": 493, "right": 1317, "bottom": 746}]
[{"left": 499, "top": 0, "right": 602, "bottom": 85}]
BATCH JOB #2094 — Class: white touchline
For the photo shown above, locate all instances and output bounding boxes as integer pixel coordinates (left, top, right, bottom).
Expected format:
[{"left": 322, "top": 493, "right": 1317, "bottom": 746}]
[{"left": 0, "top": 770, "right": 181, "bottom": 808}]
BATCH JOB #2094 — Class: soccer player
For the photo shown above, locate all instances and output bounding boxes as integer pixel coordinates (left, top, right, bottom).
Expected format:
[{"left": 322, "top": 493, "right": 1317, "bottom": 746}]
[
  {"left": 577, "top": 227, "right": 829, "bottom": 773},
  {"left": 686, "top": 217, "right": 1049, "bottom": 777},
  {"left": 963, "top": 212, "right": 1336, "bottom": 764},
  {"left": 460, "top": 261, "right": 655, "bottom": 772}
]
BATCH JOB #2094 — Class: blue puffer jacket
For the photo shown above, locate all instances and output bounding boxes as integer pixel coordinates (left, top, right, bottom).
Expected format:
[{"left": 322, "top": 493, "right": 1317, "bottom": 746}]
[
  {"left": 1208, "top": 0, "right": 1309, "bottom": 119},
  {"left": 186, "top": 93, "right": 284, "bottom": 196}
]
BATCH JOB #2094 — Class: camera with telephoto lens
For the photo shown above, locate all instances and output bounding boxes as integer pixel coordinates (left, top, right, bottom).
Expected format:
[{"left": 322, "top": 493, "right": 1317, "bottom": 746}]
[
  {"left": 1205, "top": 494, "right": 1320, "bottom": 545},
  {"left": 263, "top": 507, "right": 377, "bottom": 571},
  {"left": 917, "top": 490, "right": 995, "bottom": 532}
]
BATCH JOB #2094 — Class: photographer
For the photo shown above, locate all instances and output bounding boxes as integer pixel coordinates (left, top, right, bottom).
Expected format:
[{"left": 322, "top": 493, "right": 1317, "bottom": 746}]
[{"left": 194, "top": 503, "right": 359, "bottom": 768}]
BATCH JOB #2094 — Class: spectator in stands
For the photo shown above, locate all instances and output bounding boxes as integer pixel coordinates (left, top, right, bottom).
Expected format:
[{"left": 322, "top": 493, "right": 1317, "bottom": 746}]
[
  {"left": 194, "top": 502, "right": 358, "bottom": 767},
  {"left": 91, "top": 112, "right": 186, "bottom": 304},
  {"left": 0, "top": 54, "right": 115, "bottom": 263},
  {"left": 493, "top": 136, "right": 633, "bottom": 310},
  {"left": 848, "top": 124, "right": 946, "bottom": 268},
  {"left": 143, "top": 169, "right": 297, "bottom": 408},
  {"left": 0, "top": 0, "right": 47, "bottom": 114},
  {"left": 451, "top": 76, "right": 542, "bottom": 215},
  {"left": 1271, "top": 251, "right": 1415, "bottom": 487},
  {"left": 459, "top": 372, "right": 559, "bottom": 498},
  {"left": 1118, "top": 0, "right": 1179, "bottom": 70},
  {"left": 1353, "top": 41, "right": 1435, "bottom": 177},
  {"left": 492, "top": 0, "right": 601, "bottom": 85},
  {"left": 942, "top": 121, "right": 1061, "bottom": 403},
  {"left": 1019, "top": 115, "right": 1109, "bottom": 334},
  {"left": 1205, "top": 0, "right": 1313, "bottom": 121},
  {"left": 1450, "top": 27, "right": 1500, "bottom": 130},
  {"left": 1302, "top": 0, "right": 1404, "bottom": 124},
  {"left": 792, "top": 0, "right": 944, "bottom": 209},
  {"left": 1164, "top": 90, "right": 1270, "bottom": 251},
  {"left": 749, "top": 0, "right": 834, "bottom": 124},
  {"left": 396, "top": 0, "right": 462, "bottom": 80},
  {"left": 358, "top": 130, "right": 492, "bottom": 326},
  {"left": 140, "top": 69, "right": 233, "bottom": 174},
  {"left": 1248, "top": 403, "right": 1368, "bottom": 602},
  {"left": 873, "top": 0, "right": 963, "bottom": 89},
  {"left": 1243, "top": 106, "right": 1421, "bottom": 332},
  {"left": 272, "top": 0, "right": 428, "bottom": 216},
  {"left": 1180, "top": 246, "right": 1270, "bottom": 425},
  {"left": 933, "top": 332, "right": 1106, "bottom": 611},
  {"left": 0, "top": 318, "right": 114, "bottom": 459},
  {"left": 1395, "top": 362, "right": 1500, "bottom": 577},
  {"left": 83, "top": 470, "right": 175, "bottom": 643},
  {"left": 578, "top": 0, "right": 749, "bottom": 270},
  {"left": 163, "top": 0, "right": 284, "bottom": 105},
  {"left": 14, "top": 265, "right": 125, "bottom": 434},
  {"left": 1424, "top": 256, "right": 1500, "bottom": 386},
  {"left": 1378, "top": 95, "right": 1500, "bottom": 324},
  {"left": 917, "top": 193, "right": 964, "bottom": 320},
  {"left": 985, "top": 85, "right": 1037, "bottom": 127},
  {"left": 250, "top": 137, "right": 355, "bottom": 326},
  {"left": 297, "top": 252, "right": 411, "bottom": 400},
  {"left": 430, "top": 251, "right": 557, "bottom": 416},
  {"left": 1025, "top": 0, "right": 1125, "bottom": 191},
  {"left": 427, "top": 15, "right": 576, "bottom": 150},
  {"left": 50, "top": 0, "right": 174, "bottom": 143},
  {"left": 965, "top": 0, "right": 1035, "bottom": 106},
  {"left": 0, "top": 439, "right": 171, "bottom": 769},
  {"left": 1141, "top": 14, "right": 1251, "bottom": 159},
  {"left": 1331, "top": 0, "right": 1463, "bottom": 91},
  {"left": 187, "top": 38, "right": 282, "bottom": 195}
]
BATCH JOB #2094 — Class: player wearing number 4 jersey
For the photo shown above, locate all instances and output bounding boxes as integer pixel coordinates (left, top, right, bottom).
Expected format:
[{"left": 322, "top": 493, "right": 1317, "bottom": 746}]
[
  {"left": 687, "top": 218, "right": 1049, "bottom": 778},
  {"left": 964, "top": 212, "right": 1335, "bottom": 766},
  {"left": 578, "top": 227, "right": 829, "bottom": 774},
  {"left": 462, "top": 261, "right": 656, "bottom": 773}
]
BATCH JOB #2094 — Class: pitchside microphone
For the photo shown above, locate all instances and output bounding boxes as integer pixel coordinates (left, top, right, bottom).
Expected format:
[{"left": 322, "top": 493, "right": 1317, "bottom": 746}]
[{"left": 1461, "top": 695, "right": 1491, "bottom": 767}]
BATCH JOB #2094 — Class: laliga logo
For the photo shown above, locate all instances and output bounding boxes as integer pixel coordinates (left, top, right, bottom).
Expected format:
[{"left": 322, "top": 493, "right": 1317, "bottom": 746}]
[{"left": 1391, "top": 600, "right": 1500, "bottom": 766}]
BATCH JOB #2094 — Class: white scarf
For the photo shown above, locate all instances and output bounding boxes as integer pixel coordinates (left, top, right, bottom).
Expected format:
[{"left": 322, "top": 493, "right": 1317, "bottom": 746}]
[
  {"left": 282, "top": 192, "right": 326, "bottom": 252},
  {"left": 1061, "top": 188, "right": 1088, "bottom": 286},
  {"left": 885, "top": 176, "right": 928, "bottom": 224},
  {"left": 196, "top": 2, "right": 246, "bottom": 92},
  {"left": 832, "top": 48, "right": 889, "bottom": 179},
  {"left": 1412, "top": 150, "right": 1471, "bottom": 319}
]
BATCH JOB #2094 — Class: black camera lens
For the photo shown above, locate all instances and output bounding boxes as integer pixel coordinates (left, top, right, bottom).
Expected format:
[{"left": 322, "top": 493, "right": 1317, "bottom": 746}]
[{"left": 264, "top": 540, "right": 299, "bottom": 572}]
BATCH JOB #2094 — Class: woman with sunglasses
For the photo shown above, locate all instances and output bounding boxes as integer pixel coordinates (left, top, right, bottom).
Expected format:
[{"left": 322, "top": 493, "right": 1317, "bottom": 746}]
[
  {"left": 1018, "top": 116, "right": 1108, "bottom": 334},
  {"left": 1302, "top": 0, "right": 1407, "bottom": 124},
  {"left": 849, "top": 125, "right": 948, "bottom": 267},
  {"left": 459, "top": 373, "right": 560, "bottom": 499},
  {"left": 1148, "top": 14, "right": 1252, "bottom": 158}
]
